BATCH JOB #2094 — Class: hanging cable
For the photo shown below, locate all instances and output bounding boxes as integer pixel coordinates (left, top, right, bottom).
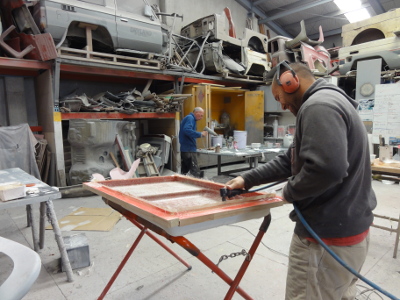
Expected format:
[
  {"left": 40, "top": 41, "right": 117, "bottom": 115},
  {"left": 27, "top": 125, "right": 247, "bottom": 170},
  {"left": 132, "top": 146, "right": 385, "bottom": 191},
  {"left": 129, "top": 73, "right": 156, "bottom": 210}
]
[{"left": 292, "top": 202, "right": 399, "bottom": 300}]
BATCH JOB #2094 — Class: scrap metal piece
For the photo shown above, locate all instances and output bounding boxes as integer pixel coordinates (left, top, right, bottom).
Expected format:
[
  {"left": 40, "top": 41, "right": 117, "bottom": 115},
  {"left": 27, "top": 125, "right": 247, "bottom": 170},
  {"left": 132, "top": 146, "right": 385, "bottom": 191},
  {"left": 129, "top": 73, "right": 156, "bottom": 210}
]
[
  {"left": 285, "top": 20, "right": 324, "bottom": 49},
  {"left": 201, "top": 42, "right": 245, "bottom": 75},
  {"left": 11, "top": 4, "right": 41, "bottom": 35},
  {"left": 68, "top": 120, "right": 135, "bottom": 184},
  {"left": 300, "top": 42, "right": 332, "bottom": 73},
  {"left": 19, "top": 32, "right": 57, "bottom": 61},
  {"left": 0, "top": 25, "right": 35, "bottom": 58},
  {"left": 223, "top": 7, "right": 236, "bottom": 38},
  {"left": 136, "top": 143, "right": 160, "bottom": 177},
  {"left": 138, "top": 154, "right": 160, "bottom": 177}
]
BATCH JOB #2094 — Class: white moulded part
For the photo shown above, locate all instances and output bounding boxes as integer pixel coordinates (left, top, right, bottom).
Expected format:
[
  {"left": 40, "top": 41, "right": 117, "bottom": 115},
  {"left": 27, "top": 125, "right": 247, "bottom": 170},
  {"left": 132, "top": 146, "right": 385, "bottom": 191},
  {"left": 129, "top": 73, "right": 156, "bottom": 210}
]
[{"left": 0, "top": 182, "right": 26, "bottom": 201}]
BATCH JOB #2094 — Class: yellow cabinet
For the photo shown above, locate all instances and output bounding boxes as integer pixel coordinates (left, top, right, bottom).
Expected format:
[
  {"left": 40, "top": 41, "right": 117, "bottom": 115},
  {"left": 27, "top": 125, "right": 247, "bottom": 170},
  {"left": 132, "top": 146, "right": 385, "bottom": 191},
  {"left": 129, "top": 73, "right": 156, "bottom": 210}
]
[{"left": 182, "top": 84, "right": 264, "bottom": 149}]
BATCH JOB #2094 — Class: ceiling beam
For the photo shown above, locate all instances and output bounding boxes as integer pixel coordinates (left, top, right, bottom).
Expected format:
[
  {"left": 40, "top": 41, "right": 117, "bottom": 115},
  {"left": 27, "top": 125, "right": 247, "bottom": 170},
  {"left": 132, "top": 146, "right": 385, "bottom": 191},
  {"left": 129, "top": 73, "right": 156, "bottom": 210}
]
[
  {"left": 368, "top": 0, "right": 386, "bottom": 15},
  {"left": 284, "top": 2, "right": 371, "bottom": 29},
  {"left": 234, "top": 0, "right": 292, "bottom": 37},
  {"left": 259, "top": 0, "right": 333, "bottom": 23}
]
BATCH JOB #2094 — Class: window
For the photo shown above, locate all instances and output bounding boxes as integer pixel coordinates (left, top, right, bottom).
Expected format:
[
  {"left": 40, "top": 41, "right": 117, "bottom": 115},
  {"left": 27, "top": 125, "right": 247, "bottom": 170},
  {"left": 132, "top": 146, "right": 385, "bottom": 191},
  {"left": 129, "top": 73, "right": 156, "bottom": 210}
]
[{"left": 116, "top": 0, "right": 144, "bottom": 15}]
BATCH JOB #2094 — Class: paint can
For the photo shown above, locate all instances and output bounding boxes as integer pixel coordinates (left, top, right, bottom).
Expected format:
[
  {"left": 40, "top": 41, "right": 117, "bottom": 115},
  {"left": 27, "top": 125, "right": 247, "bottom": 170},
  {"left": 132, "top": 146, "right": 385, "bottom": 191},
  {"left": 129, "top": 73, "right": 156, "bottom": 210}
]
[
  {"left": 283, "top": 134, "right": 293, "bottom": 147},
  {"left": 233, "top": 130, "right": 247, "bottom": 149},
  {"left": 211, "top": 135, "right": 223, "bottom": 147}
]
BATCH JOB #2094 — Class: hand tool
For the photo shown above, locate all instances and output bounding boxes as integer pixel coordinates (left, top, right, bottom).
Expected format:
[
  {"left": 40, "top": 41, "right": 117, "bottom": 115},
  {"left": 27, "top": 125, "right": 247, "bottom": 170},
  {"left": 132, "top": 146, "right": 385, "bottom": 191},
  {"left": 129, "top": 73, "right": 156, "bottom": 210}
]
[
  {"left": 220, "top": 179, "right": 288, "bottom": 201},
  {"left": 203, "top": 126, "right": 219, "bottom": 136},
  {"left": 220, "top": 188, "right": 248, "bottom": 201}
]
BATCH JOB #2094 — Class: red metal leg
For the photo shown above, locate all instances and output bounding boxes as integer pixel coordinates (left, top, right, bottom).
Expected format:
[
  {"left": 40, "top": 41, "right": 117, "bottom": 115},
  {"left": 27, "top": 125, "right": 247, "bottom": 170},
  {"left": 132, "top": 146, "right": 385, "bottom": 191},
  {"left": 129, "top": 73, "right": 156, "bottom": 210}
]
[
  {"left": 98, "top": 212, "right": 192, "bottom": 300},
  {"left": 98, "top": 227, "right": 147, "bottom": 300},
  {"left": 102, "top": 201, "right": 271, "bottom": 299},
  {"left": 224, "top": 214, "right": 272, "bottom": 300},
  {"left": 171, "top": 236, "right": 253, "bottom": 300},
  {"left": 130, "top": 218, "right": 192, "bottom": 270}
]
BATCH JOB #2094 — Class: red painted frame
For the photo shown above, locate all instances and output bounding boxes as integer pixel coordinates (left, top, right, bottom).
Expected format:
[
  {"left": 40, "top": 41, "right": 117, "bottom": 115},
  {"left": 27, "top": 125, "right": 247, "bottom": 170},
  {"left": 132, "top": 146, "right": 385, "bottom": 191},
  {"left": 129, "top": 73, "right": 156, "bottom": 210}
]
[{"left": 84, "top": 175, "right": 282, "bottom": 299}]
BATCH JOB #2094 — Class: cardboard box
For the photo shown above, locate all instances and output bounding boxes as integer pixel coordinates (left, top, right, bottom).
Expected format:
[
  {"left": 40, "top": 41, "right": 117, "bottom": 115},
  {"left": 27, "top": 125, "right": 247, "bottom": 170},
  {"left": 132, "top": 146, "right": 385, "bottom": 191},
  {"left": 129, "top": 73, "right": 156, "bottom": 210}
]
[{"left": 0, "top": 182, "right": 26, "bottom": 201}]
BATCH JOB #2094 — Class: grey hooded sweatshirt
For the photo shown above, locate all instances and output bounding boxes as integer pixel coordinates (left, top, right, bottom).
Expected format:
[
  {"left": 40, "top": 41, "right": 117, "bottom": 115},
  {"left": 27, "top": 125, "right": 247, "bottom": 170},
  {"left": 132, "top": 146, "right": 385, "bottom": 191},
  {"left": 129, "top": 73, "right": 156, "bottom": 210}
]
[{"left": 242, "top": 78, "right": 376, "bottom": 239}]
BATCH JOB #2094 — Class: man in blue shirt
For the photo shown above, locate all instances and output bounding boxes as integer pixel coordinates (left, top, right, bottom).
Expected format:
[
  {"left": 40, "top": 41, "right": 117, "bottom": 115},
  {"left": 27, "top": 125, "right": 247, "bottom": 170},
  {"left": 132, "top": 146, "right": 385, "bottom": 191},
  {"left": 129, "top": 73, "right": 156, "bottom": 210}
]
[{"left": 179, "top": 107, "right": 207, "bottom": 177}]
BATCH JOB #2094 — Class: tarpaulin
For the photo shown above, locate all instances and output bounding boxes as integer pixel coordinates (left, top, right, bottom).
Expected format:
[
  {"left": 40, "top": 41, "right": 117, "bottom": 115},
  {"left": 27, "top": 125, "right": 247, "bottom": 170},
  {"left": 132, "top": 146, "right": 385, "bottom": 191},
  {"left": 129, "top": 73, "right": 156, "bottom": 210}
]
[{"left": 0, "top": 124, "right": 40, "bottom": 179}]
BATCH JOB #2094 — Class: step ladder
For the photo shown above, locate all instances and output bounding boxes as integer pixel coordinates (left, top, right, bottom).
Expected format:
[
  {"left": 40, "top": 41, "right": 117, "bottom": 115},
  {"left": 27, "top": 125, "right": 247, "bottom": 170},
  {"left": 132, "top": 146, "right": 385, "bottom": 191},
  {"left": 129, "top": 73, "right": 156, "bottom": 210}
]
[{"left": 137, "top": 153, "right": 160, "bottom": 177}]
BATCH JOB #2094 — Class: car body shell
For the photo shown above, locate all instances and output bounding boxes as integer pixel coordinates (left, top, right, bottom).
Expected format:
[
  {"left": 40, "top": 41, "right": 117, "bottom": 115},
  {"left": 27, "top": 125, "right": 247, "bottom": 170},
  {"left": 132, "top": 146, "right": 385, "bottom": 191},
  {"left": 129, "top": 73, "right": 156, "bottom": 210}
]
[
  {"left": 12, "top": 0, "right": 167, "bottom": 54},
  {"left": 338, "top": 35, "right": 400, "bottom": 75}
]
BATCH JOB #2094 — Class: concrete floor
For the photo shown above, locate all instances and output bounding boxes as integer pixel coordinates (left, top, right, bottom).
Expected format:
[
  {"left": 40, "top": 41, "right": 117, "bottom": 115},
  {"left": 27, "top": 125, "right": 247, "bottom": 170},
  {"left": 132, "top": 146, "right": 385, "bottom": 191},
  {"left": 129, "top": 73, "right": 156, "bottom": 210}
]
[{"left": 1, "top": 165, "right": 400, "bottom": 300}]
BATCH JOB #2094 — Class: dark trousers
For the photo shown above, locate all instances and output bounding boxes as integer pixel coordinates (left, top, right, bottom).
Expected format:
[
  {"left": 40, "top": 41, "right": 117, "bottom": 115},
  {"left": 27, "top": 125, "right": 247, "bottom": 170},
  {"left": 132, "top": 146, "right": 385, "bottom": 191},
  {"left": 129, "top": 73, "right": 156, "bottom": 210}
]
[{"left": 181, "top": 152, "right": 203, "bottom": 178}]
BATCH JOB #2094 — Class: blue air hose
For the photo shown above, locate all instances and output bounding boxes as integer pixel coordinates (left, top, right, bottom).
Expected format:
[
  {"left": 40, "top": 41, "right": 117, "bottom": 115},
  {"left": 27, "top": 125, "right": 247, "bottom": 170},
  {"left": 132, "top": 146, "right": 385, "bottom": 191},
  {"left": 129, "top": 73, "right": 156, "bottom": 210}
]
[{"left": 249, "top": 181, "right": 400, "bottom": 300}]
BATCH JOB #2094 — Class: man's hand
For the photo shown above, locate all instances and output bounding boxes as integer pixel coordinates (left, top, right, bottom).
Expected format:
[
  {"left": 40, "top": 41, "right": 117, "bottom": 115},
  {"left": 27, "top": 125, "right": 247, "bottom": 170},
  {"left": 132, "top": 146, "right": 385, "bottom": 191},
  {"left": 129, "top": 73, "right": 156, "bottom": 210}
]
[
  {"left": 225, "top": 176, "right": 245, "bottom": 190},
  {"left": 201, "top": 131, "right": 208, "bottom": 137}
]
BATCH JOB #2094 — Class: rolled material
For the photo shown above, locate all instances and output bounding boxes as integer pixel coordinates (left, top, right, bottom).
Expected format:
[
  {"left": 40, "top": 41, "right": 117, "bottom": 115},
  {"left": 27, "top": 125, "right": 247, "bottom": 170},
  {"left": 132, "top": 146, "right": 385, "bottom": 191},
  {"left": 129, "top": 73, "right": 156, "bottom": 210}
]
[{"left": 203, "top": 126, "right": 218, "bottom": 136}]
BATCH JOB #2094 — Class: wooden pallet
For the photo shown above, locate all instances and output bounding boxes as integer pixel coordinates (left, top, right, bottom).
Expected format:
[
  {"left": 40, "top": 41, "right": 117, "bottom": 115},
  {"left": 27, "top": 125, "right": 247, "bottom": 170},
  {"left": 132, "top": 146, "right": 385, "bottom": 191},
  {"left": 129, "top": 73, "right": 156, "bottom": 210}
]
[{"left": 57, "top": 47, "right": 161, "bottom": 70}]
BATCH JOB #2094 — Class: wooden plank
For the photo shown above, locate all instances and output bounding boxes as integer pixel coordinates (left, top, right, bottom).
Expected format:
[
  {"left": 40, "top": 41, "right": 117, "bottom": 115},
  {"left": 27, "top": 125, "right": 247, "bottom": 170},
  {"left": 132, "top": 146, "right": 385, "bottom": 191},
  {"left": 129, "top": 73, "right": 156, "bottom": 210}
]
[
  {"left": 178, "top": 200, "right": 282, "bottom": 227},
  {"left": 115, "top": 134, "right": 131, "bottom": 171},
  {"left": 109, "top": 152, "right": 120, "bottom": 168},
  {"left": 371, "top": 159, "right": 400, "bottom": 175},
  {"left": 42, "top": 149, "right": 52, "bottom": 183},
  {"left": 83, "top": 182, "right": 180, "bottom": 230},
  {"left": 58, "top": 47, "right": 161, "bottom": 70}
]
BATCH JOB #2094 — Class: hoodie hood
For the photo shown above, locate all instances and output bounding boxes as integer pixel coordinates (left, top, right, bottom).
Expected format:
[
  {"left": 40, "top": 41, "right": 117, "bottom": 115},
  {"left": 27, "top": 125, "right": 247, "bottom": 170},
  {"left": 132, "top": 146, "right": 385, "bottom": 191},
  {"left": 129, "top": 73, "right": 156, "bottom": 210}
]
[{"left": 303, "top": 78, "right": 358, "bottom": 110}]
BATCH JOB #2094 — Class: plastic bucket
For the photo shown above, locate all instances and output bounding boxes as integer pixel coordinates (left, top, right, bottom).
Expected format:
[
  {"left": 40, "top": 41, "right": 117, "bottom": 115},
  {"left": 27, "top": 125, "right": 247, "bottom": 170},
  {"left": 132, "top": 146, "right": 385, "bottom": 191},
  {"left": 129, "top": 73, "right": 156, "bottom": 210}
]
[
  {"left": 211, "top": 135, "right": 223, "bottom": 147},
  {"left": 283, "top": 134, "right": 293, "bottom": 147},
  {"left": 233, "top": 130, "right": 247, "bottom": 149}
]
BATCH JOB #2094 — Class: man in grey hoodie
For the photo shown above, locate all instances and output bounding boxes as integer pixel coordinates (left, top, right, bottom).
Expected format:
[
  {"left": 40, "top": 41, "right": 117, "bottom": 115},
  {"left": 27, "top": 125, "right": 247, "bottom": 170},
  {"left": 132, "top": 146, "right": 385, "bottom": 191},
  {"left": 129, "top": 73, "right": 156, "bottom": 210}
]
[{"left": 226, "top": 62, "right": 376, "bottom": 300}]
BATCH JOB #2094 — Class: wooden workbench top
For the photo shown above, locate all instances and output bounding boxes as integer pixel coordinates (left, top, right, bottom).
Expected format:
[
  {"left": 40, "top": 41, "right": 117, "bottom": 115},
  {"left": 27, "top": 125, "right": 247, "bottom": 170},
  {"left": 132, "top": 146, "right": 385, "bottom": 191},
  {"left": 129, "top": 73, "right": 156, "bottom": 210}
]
[{"left": 371, "top": 159, "right": 400, "bottom": 175}]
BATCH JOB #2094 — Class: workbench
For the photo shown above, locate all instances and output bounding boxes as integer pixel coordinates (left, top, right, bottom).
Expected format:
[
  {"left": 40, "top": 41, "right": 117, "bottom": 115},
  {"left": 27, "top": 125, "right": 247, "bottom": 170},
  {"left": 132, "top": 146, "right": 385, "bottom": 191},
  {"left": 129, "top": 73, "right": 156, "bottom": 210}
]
[
  {"left": 83, "top": 175, "right": 283, "bottom": 299},
  {"left": 0, "top": 168, "right": 73, "bottom": 282},
  {"left": 197, "top": 147, "right": 287, "bottom": 176},
  {"left": 370, "top": 159, "right": 400, "bottom": 258},
  {"left": 371, "top": 158, "right": 400, "bottom": 176}
]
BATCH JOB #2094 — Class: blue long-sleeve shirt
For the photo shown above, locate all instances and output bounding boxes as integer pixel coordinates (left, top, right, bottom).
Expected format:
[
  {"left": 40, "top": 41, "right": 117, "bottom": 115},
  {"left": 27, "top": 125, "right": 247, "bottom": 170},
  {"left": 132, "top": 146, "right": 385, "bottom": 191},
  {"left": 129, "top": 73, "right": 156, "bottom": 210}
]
[{"left": 179, "top": 113, "right": 201, "bottom": 152}]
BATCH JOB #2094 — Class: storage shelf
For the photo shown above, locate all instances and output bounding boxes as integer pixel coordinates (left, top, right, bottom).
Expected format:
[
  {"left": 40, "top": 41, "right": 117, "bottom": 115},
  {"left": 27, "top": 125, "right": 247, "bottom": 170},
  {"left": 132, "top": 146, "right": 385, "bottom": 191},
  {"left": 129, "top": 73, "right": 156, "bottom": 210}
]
[
  {"left": 58, "top": 59, "right": 257, "bottom": 87},
  {"left": 0, "top": 57, "right": 51, "bottom": 76},
  {"left": 61, "top": 112, "right": 176, "bottom": 120}
]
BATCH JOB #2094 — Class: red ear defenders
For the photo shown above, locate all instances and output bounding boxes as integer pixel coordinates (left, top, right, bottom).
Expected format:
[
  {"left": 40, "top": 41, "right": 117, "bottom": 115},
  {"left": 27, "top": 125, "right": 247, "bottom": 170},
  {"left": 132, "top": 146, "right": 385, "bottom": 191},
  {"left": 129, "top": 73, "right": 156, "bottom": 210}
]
[{"left": 276, "top": 61, "right": 300, "bottom": 94}]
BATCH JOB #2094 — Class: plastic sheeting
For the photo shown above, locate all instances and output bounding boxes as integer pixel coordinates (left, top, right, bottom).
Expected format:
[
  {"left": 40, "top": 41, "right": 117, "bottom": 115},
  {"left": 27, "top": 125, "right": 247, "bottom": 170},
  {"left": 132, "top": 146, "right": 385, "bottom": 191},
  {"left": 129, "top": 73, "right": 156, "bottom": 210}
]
[{"left": 0, "top": 124, "right": 40, "bottom": 179}]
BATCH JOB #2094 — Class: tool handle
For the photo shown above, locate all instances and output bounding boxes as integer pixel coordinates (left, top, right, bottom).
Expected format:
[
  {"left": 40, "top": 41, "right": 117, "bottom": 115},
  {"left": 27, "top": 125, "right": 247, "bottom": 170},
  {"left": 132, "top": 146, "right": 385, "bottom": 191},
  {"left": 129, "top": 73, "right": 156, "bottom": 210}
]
[{"left": 228, "top": 189, "right": 247, "bottom": 198}]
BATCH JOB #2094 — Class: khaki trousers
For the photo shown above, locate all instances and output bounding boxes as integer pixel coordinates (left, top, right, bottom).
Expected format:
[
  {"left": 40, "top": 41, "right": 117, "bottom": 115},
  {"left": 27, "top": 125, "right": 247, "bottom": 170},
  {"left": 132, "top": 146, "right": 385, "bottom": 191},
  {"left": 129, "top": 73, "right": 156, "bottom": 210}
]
[{"left": 285, "top": 233, "right": 369, "bottom": 300}]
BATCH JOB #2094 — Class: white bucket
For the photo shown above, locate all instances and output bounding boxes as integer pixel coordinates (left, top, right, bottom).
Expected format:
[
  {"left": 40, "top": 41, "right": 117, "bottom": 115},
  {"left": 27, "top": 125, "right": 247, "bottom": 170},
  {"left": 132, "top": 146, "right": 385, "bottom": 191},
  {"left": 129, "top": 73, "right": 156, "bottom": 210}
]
[
  {"left": 233, "top": 130, "right": 247, "bottom": 149},
  {"left": 283, "top": 134, "right": 293, "bottom": 147},
  {"left": 211, "top": 135, "right": 223, "bottom": 147}
]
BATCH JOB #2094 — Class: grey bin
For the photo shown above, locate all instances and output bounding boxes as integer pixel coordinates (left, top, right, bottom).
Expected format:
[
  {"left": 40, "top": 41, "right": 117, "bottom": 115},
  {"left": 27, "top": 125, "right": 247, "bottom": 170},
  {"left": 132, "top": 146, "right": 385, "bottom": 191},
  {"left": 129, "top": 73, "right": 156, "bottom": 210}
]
[{"left": 61, "top": 233, "right": 90, "bottom": 271}]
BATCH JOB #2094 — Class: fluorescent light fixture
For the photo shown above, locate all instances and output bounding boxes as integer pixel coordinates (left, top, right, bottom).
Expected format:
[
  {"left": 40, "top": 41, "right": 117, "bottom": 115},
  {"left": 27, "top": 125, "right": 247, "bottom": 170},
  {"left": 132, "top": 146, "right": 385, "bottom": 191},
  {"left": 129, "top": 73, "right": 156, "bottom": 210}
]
[
  {"left": 345, "top": 8, "right": 371, "bottom": 23},
  {"left": 334, "top": 0, "right": 370, "bottom": 23},
  {"left": 334, "top": 0, "right": 362, "bottom": 11}
]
